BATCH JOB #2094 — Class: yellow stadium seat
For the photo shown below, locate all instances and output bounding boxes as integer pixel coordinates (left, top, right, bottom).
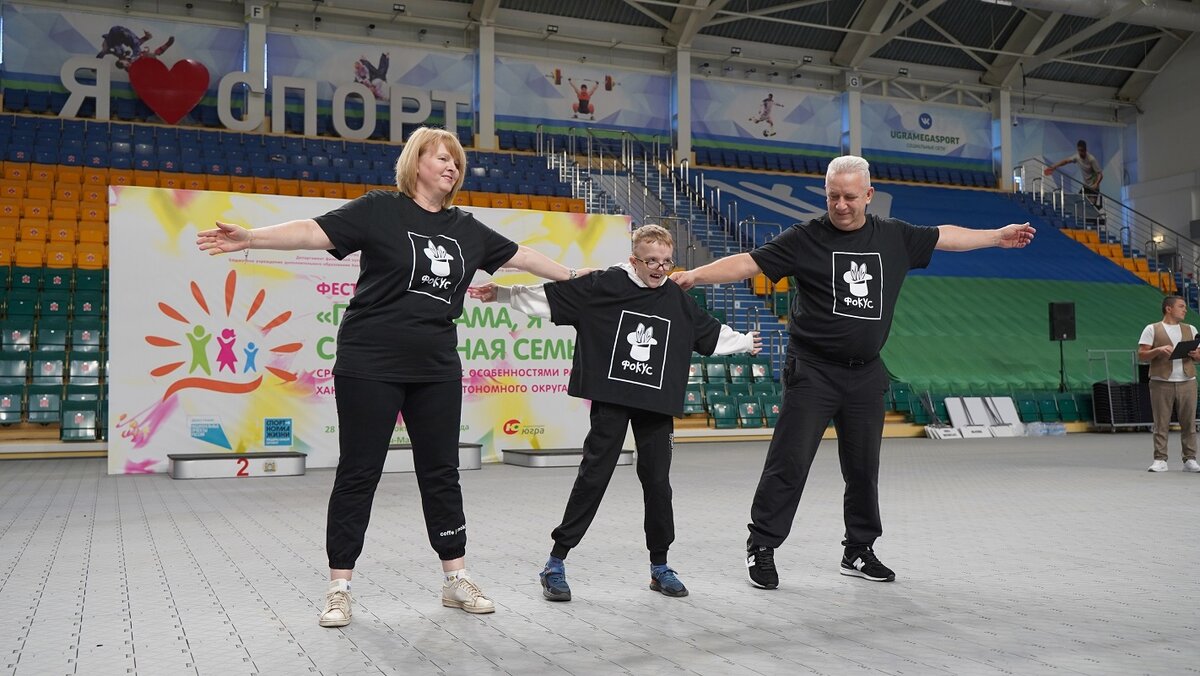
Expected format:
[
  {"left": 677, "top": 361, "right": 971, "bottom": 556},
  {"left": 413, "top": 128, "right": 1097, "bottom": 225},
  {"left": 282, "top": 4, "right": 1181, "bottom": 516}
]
[
  {"left": 75, "top": 243, "right": 107, "bottom": 269},
  {"left": 78, "top": 221, "right": 107, "bottom": 244},
  {"left": 19, "top": 221, "right": 48, "bottom": 242},
  {"left": 27, "top": 164, "right": 55, "bottom": 183},
  {"left": 321, "top": 183, "right": 344, "bottom": 199},
  {"left": 206, "top": 175, "right": 230, "bottom": 192},
  {"left": 48, "top": 220, "right": 79, "bottom": 244},
  {"left": 0, "top": 180, "right": 23, "bottom": 199},
  {"left": 343, "top": 184, "right": 366, "bottom": 198},
  {"left": 78, "top": 201, "right": 107, "bottom": 222},
  {"left": 3, "top": 162, "right": 29, "bottom": 181},
  {"left": 45, "top": 241, "right": 75, "bottom": 268},
  {"left": 254, "top": 177, "right": 278, "bottom": 194},
  {"left": 82, "top": 168, "right": 108, "bottom": 186},
  {"left": 132, "top": 170, "right": 158, "bottom": 187},
  {"left": 276, "top": 178, "right": 300, "bottom": 196},
  {"left": 13, "top": 240, "right": 45, "bottom": 267}
]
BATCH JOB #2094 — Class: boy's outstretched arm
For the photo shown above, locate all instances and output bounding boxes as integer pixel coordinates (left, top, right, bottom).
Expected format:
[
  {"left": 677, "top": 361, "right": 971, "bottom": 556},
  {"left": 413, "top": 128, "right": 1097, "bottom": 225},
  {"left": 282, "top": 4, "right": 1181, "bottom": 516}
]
[
  {"left": 712, "top": 327, "right": 762, "bottom": 356},
  {"left": 467, "top": 282, "right": 552, "bottom": 318}
]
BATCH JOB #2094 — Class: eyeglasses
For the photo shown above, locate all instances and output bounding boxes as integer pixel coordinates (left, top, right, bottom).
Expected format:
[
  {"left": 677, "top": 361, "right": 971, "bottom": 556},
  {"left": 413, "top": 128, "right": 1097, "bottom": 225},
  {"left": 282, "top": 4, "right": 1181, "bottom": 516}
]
[{"left": 632, "top": 256, "right": 675, "bottom": 271}]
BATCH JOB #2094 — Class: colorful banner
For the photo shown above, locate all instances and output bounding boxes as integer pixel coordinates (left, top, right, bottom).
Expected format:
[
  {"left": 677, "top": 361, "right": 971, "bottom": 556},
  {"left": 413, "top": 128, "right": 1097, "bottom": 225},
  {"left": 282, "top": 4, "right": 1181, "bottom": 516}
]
[
  {"left": 860, "top": 97, "right": 992, "bottom": 170},
  {"left": 493, "top": 56, "right": 670, "bottom": 136},
  {"left": 1, "top": 3, "right": 244, "bottom": 98},
  {"left": 691, "top": 79, "right": 840, "bottom": 154},
  {"left": 108, "top": 187, "right": 631, "bottom": 475},
  {"left": 1013, "top": 116, "right": 1122, "bottom": 199}
]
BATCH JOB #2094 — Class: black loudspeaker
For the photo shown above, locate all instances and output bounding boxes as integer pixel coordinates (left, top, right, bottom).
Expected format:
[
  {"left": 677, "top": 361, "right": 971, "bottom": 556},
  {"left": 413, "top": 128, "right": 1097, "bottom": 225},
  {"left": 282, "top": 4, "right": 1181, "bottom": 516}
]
[{"left": 1049, "top": 302, "right": 1076, "bottom": 341}]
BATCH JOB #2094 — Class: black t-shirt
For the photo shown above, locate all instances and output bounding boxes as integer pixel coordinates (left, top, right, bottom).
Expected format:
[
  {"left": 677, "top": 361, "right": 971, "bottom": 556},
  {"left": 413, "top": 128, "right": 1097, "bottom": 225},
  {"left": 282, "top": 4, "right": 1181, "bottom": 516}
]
[
  {"left": 544, "top": 267, "right": 722, "bottom": 417},
  {"left": 315, "top": 190, "right": 519, "bottom": 381},
  {"left": 750, "top": 214, "right": 939, "bottom": 362}
]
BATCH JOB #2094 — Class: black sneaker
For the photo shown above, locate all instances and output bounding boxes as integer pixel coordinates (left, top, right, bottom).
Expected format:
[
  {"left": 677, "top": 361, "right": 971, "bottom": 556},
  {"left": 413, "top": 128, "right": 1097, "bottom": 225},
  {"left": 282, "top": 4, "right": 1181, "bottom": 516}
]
[
  {"left": 839, "top": 547, "right": 895, "bottom": 582},
  {"left": 745, "top": 537, "right": 778, "bottom": 589},
  {"left": 540, "top": 566, "right": 572, "bottom": 601}
]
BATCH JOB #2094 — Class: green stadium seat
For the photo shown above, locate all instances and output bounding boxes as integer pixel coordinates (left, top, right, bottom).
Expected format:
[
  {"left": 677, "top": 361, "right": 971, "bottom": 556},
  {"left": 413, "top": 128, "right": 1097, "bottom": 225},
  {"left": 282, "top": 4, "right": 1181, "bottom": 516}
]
[
  {"left": 1056, "top": 392, "right": 1080, "bottom": 422},
  {"left": 0, "top": 353, "right": 29, "bottom": 386},
  {"left": 750, "top": 381, "right": 777, "bottom": 397},
  {"left": 0, "top": 386, "right": 23, "bottom": 424},
  {"left": 687, "top": 355, "right": 704, "bottom": 384},
  {"left": 26, "top": 383, "right": 61, "bottom": 424},
  {"left": 1037, "top": 393, "right": 1060, "bottom": 422},
  {"left": 703, "top": 356, "right": 729, "bottom": 384},
  {"left": 1, "top": 318, "right": 33, "bottom": 352},
  {"left": 889, "top": 382, "right": 912, "bottom": 412},
  {"left": 750, "top": 356, "right": 773, "bottom": 381},
  {"left": 762, "top": 394, "right": 781, "bottom": 427},
  {"left": 727, "top": 382, "right": 751, "bottom": 399},
  {"left": 682, "top": 384, "right": 704, "bottom": 415},
  {"left": 737, "top": 395, "right": 763, "bottom": 428},
  {"left": 60, "top": 401, "right": 99, "bottom": 441},
  {"left": 707, "top": 394, "right": 738, "bottom": 429},
  {"left": 728, "top": 355, "right": 752, "bottom": 383},
  {"left": 31, "top": 350, "right": 66, "bottom": 385}
]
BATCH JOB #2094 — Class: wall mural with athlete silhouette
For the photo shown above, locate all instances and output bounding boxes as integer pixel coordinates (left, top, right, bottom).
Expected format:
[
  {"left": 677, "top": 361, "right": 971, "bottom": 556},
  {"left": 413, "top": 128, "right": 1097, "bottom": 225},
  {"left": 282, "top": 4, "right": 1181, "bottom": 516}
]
[
  {"left": 1, "top": 3, "right": 245, "bottom": 124},
  {"left": 493, "top": 55, "right": 671, "bottom": 142},
  {"left": 691, "top": 78, "right": 840, "bottom": 158},
  {"left": 265, "top": 32, "right": 475, "bottom": 134}
]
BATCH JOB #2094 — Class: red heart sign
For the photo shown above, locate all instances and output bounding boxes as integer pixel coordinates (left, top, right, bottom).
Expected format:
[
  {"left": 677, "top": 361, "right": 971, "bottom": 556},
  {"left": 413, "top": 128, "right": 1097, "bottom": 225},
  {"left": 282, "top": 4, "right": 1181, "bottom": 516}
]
[{"left": 127, "top": 57, "right": 210, "bottom": 125}]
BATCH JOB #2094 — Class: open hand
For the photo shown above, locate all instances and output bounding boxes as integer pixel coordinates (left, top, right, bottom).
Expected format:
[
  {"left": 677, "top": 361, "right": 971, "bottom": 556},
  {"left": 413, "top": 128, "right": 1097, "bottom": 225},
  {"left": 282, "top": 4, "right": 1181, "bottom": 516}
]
[
  {"left": 998, "top": 222, "right": 1035, "bottom": 249},
  {"left": 197, "top": 221, "right": 250, "bottom": 255},
  {"left": 467, "top": 283, "right": 498, "bottom": 302}
]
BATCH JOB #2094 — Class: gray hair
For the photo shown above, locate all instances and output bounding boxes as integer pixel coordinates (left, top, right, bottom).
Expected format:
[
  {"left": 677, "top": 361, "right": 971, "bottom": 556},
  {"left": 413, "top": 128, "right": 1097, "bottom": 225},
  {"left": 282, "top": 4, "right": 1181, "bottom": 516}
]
[{"left": 826, "top": 155, "right": 871, "bottom": 185}]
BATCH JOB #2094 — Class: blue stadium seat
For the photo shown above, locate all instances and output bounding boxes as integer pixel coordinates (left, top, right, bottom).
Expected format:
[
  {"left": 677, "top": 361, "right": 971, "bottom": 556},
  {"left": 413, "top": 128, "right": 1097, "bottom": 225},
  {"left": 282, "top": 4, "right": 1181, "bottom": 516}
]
[{"left": 2, "top": 89, "right": 27, "bottom": 113}]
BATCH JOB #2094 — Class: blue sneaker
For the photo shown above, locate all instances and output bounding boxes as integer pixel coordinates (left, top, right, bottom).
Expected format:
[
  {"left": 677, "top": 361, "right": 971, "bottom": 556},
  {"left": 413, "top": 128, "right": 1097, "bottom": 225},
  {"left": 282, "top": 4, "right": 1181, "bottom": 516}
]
[
  {"left": 649, "top": 566, "right": 689, "bottom": 597},
  {"left": 540, "top": 566, "right": 571, "bottom": 602}
]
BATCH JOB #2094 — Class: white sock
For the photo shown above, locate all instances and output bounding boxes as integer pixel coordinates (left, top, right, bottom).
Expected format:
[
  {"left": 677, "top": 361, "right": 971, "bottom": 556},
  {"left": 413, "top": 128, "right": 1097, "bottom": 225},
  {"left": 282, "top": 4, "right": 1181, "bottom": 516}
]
[
  {"left": 329, "top": 579, "right": 350, "bottom": 592},
  {"left": 444, "top": 569, "right": 468, "bottom": 584}
]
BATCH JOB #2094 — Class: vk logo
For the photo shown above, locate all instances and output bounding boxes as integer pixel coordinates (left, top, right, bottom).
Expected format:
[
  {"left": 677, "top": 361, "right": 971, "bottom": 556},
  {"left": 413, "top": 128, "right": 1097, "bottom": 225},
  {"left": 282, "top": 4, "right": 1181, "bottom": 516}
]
[{"left": 918, "top": 113, "right": 933, "bottom": 129}]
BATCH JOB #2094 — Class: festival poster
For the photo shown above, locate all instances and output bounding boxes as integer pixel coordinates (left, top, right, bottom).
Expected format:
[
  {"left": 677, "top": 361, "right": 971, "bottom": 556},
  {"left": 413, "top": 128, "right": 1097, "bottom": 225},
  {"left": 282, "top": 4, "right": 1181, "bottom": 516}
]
[{"left": 108, "top": 187, "right": 630, "bottom": 474}]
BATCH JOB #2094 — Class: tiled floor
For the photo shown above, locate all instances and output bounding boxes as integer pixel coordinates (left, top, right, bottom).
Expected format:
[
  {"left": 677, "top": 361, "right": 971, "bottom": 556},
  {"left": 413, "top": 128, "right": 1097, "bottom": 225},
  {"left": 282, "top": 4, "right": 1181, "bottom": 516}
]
[{"left": 2, "top": 434, "right": 1198, "bottom": 675}]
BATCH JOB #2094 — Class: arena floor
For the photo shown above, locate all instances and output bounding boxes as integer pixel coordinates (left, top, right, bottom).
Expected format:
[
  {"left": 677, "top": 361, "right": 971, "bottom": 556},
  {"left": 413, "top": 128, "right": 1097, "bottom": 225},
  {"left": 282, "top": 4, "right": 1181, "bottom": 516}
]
[{"left": 2, "top": 432, "right": 1196, "bottom": 675}]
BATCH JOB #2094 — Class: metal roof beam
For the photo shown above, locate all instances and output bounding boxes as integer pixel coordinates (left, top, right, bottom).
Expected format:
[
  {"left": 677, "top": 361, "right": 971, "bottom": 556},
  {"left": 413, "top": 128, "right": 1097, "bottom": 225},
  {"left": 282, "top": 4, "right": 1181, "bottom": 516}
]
[
  {"left": 1117, "top": 30, "right": 1189, "bottom": 102},
  {"left": 468, "top": 0, "right": 502, "bottom": 24},
  {"left": 980, "top": 9, "right": 1060, "bottom": 87},
  {"left": 1019, "top": 0, "right": 1153, "bottom": 75},
  {"left": 664, "top": 0, "right": 730, "bottom": 48},
  {"left": 846, "top": 0, "right": 950, "bottom": 68},
  {"left": 833, "top": 0, "right": 900, "bottom": 68}
]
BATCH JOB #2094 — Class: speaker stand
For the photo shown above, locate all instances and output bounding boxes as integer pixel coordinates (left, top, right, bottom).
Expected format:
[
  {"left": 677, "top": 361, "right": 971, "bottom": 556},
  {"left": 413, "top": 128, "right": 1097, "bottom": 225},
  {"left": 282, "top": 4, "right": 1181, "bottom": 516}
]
[{"left": 1058, "top": 339, "right": 1068, "bottom": 393}]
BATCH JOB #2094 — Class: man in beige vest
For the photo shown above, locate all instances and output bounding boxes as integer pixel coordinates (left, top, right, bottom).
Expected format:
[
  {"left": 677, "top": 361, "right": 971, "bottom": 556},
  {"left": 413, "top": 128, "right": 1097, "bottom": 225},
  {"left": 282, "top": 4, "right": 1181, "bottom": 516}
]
[{"left": 1137, "top": 295, "right": 1200, "bottom": 472}]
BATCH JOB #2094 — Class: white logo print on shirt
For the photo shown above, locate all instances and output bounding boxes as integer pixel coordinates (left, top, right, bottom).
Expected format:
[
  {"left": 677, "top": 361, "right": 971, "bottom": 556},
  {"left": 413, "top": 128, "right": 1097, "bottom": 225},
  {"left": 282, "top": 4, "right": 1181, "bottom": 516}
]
[
  {"left": 423, "top": 240, "right": 454, "bottom": 277},
  {"left": 408, "top": 233, "right": 465, "bottom": 304},
  {"left": 609, "top": 310, "right": 670, "bottom": 389},
  {"left": 831, "top": 251, "right": 883, "bottom": 320},
  {"left": 843, "top": 260, "right": 873, "bottom": 297},
  {"left": 627, "top": 323, "right": 657, "bottom": 362}
]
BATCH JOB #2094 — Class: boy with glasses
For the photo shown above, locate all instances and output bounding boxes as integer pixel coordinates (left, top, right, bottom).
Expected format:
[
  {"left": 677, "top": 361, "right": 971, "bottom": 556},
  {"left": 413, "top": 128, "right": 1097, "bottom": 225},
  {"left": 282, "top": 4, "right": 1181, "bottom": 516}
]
[{"left": 469, "top": 224, "right": 760, "bottom": 601}]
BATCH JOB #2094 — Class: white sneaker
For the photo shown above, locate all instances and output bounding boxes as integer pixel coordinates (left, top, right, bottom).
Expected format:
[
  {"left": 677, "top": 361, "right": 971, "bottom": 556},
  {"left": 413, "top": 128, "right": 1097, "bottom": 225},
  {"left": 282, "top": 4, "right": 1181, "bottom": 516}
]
[
  {"left": 441, "top": 576, "right": 495, "bottom": 614},
  {"left": 319, "top": 579, "right": 352, "bottom": 627},
  {"left": 1147, "top": 460, "right": 1169, "bottom": 472},
  {"left": 1184, "top": 459, "right": 1200, "bottom": 473}
]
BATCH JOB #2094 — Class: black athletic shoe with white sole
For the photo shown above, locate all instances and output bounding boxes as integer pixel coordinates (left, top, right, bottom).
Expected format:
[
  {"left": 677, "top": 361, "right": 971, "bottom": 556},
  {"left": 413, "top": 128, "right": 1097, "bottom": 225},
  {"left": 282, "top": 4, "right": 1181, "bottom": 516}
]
[
  {"left": 746, "top": 536, "right": 779, "bottom": 589},
  {"left": 839, "top": 547, "right": 895, "bottom": 582}
]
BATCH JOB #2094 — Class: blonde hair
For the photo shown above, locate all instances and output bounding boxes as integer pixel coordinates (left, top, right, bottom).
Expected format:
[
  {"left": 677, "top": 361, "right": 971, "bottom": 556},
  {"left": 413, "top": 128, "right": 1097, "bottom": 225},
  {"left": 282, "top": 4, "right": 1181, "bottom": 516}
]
[
  {"left": 632, "top": 223, "right": 674, "bottom": 250},
  {"left": 394, "top": 127, "right": 467, "bottom": 209}
]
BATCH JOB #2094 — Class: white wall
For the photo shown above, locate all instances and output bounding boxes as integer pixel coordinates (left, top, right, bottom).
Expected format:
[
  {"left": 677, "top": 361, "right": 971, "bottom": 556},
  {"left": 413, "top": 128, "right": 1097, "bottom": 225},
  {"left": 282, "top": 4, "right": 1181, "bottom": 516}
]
[{"left": 1130, "top": 36, "right": 1200, "bottom": 231}]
